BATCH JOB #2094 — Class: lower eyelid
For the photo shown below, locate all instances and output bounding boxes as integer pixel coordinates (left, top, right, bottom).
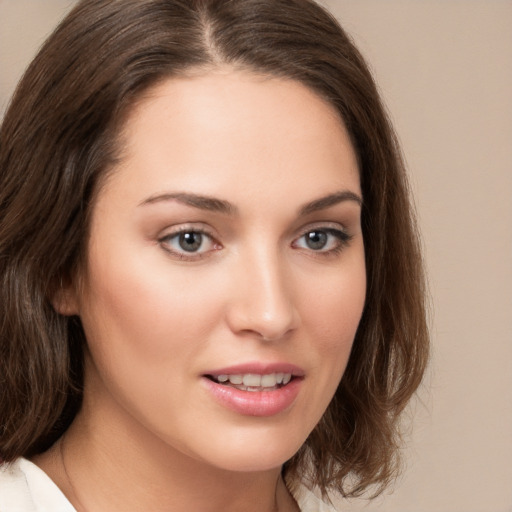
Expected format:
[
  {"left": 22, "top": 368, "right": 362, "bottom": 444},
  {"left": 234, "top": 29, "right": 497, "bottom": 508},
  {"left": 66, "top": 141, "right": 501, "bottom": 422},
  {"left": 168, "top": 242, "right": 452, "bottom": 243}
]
[
  {"left": 158, "top": 229, "right": 219, "bottom": 255},
  {"left": 292, "top": 228, "right": 352, "bottom": 251},
  {"left": 157, "top": 224, "right": 352, "bottom": 256}
]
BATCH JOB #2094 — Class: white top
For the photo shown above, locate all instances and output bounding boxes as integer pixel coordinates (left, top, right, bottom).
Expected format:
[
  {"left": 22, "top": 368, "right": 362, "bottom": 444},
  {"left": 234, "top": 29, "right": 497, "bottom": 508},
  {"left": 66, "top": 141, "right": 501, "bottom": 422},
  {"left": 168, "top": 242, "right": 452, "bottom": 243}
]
[{"left": 0, "top": 458, "right": 337, "bottom": 512}]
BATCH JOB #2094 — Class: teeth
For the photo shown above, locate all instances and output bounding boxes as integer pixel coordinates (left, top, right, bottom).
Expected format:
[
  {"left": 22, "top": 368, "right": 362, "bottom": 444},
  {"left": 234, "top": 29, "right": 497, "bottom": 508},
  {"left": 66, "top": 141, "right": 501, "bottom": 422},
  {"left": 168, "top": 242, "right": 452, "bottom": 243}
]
[
  {"left": 261, "top": 374, "right": 277, "bottom": 387},
  {"left": 213, "top": 373, "right": 293, "bottom": 388},
  {"left": 242, "top": 374, "right": 261, "bottom": 387}
]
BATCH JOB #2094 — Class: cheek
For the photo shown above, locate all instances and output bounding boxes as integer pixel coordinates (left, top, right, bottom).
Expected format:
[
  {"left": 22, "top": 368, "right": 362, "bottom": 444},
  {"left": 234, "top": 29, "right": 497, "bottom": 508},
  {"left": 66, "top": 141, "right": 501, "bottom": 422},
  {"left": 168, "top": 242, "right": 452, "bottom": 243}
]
[
  {"left": 76, "top": 248, "right": 226, "bottom": 441},
  {"left": 301, "top": 253, "right": 366, "bottom": 388},
  {"left": 290, "top": 262, "right": 365, "bottom": 436},
  {"left": 78, "top": 244, "right": 222, "bottom": 366},
  {"left": 306, "top": 259, "right": 366, "bottom": 347}
]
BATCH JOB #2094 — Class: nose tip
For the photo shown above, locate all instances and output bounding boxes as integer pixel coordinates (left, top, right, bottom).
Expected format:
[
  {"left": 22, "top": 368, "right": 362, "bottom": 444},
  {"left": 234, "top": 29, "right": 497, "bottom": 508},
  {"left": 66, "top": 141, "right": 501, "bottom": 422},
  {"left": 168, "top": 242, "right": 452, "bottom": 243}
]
[
  {"left": 247, "top": 304, "right": 300, "bottom": 341},
  {"left": 229, "top": 297, "right": 300, "bottom": 342},
  {"left": 226, "top": 259, "right": 300, "bottom": 341}
]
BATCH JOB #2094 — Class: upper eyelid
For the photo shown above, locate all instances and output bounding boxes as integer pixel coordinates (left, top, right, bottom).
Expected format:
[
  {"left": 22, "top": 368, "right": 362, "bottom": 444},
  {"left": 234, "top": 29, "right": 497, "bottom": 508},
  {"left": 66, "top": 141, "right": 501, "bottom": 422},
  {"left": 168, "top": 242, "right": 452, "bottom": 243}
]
[
  {"left": 157, "top": 228, "right": 219, "bottom": 260},
  {"left": 295, "top": 221, "right": 349, "bottom": 237},
  {"left": 158, "top": 223, "right": 217, "bottom": 239},
  {"left": 294, "top": 226, "right": 351, "bottom": 243},
  {"left": 157, "top": 225, "right": 219, "bottom": 251},
  {"left": 292, "top": 226, "right": 353, "bottom": 255},
  {"left": 156, "top": 222, "right": 350, "bottom": 239}
]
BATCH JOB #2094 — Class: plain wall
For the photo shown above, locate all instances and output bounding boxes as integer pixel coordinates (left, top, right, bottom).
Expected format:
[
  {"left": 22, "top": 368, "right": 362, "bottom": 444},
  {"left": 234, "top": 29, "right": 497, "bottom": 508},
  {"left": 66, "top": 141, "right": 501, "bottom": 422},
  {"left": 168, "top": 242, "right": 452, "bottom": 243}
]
[
  {"left": 1, "top": 1, "right": 511, "bottom": 511},
  {"left": 321, "top": 2, "right": 512, "bottom": 512}
]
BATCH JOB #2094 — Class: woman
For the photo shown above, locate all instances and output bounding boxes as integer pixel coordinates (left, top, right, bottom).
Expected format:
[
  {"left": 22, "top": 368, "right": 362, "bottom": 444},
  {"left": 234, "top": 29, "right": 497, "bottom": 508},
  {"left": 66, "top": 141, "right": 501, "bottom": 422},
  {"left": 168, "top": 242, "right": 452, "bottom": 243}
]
[{"left": 0, "top": 0, "right": 429, "bottom": 510}]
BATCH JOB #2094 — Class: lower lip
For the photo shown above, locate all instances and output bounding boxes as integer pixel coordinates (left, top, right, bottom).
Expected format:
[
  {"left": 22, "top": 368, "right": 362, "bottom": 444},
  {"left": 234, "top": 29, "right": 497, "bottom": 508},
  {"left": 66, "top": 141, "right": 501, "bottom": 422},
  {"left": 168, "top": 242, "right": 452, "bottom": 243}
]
[{"left": 202, "top": 377, "right": 302, "bottom": 417}]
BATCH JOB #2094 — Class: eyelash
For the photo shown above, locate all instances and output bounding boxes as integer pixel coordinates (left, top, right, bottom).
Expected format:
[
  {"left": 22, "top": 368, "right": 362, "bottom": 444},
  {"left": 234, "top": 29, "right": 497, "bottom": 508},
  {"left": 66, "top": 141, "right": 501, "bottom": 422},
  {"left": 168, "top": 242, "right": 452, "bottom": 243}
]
[
  {"left": 292, "top": 227, "right": 353, "bottom": 256},
  {"left": 158, "top": 227, "right": 219, "bottom": 261},
  {"left": 158, "top": 225, "right": 353, "bottom": 261}
]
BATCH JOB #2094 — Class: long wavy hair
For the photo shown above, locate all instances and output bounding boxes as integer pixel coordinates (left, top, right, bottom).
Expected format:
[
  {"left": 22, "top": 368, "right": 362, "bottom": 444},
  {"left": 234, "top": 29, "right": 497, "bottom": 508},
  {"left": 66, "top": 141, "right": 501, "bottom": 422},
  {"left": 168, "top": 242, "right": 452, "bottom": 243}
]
[{"left": 0, "top": 0, "right": 429, "bottom": 498}]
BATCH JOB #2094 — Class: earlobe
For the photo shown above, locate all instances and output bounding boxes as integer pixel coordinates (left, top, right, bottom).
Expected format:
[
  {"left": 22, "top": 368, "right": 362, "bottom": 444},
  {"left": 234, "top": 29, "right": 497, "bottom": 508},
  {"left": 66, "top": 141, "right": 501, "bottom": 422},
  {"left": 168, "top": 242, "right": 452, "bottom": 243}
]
[{"left": 51, "top": 283, "right": 80, "bottom": 316}]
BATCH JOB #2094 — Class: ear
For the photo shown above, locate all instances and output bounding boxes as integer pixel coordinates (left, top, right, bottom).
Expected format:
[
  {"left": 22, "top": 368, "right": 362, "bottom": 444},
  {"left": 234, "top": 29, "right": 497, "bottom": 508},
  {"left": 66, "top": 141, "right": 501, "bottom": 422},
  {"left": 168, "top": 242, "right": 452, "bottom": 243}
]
[{"left": 51, "top": 281, "right": 80, "bottom": 316}]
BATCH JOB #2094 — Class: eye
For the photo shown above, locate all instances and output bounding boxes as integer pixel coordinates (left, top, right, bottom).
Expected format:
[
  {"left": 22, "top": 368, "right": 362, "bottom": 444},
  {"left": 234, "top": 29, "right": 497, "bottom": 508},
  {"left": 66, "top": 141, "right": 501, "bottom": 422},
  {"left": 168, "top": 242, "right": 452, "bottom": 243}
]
[
  {"left": 159, "top": 228, "right": 219, "bottom": 258},
  {"left": 175, "top": 231, "right": 205, "bottom": 252},
  {"left": 293, "top": 227, "right": 352, "bottom": 253}
]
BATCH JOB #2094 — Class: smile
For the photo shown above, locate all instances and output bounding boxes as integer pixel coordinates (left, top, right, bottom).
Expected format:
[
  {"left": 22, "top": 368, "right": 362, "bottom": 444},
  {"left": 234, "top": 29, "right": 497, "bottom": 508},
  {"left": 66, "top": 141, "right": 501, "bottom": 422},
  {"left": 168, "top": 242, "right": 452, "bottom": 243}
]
[
  {"left": 207, "top": 372, "right": 293, "bottom": 391},
  {"left": 202, "top": 364, "right": 304, "bottom": 416}
]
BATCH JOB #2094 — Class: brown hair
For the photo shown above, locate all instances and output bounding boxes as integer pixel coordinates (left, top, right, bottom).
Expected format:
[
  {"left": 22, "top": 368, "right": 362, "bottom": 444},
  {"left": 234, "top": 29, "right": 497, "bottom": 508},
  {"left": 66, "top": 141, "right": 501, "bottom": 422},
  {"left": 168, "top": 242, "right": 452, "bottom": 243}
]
[{"left": 0, "top": 0, "right": 429, "bottom": 499}]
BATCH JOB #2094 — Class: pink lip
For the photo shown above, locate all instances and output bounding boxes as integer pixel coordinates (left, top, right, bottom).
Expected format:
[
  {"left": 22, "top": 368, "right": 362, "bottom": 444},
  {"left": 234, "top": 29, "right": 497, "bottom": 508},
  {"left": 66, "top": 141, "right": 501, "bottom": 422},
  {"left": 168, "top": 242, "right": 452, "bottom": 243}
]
[
  {"left": 203, "top": 362, "right": 305, "bottom": 377},
  {"left": 201, "top": 361, "right": 305, "bottom": 417},
  {"left": 202, "top": 377, "right": 302, "bottom": 417}
]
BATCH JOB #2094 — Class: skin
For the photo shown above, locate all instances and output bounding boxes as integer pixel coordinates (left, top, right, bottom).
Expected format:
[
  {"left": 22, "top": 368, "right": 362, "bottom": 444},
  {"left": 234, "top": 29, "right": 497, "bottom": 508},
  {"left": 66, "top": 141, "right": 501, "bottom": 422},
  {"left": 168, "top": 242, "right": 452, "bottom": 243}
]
[{"left": 36, "top": 69, "right": 366, "bottom": 512}]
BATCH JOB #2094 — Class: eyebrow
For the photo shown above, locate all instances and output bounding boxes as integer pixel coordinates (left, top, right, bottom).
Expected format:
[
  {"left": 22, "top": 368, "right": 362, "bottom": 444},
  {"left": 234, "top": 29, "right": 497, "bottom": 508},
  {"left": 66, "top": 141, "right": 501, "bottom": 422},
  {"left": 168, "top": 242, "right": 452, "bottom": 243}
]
[
  {"left": 298, "top": 190, "right": 362, "bottom": 216},
  {"left": 139, "top": 192, "right": 237, "bottom": 215},
  {"left": 139, "top": 189, "right": 362, "bottom": 216}
]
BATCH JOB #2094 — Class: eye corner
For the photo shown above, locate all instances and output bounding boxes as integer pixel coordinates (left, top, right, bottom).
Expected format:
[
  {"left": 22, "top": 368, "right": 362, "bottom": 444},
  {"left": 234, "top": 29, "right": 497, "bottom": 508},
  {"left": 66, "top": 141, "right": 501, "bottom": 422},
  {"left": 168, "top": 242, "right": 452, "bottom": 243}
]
[
  {"left": 292, "top": 225, "right": 353, "bottom": 255},
  {"left": 157, "top": 226, "right": 222, "bottom": 261}
]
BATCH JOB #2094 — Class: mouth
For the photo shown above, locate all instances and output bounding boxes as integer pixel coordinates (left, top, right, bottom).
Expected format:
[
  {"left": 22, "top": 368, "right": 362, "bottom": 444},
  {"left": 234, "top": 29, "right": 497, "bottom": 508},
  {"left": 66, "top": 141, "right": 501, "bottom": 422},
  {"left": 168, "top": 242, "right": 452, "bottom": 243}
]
[
  {"left": 203, "top": 362, "right": 304, "bottom": 393},
  {"left": 205, "top": 372, "right": 294, "bottom": 392},
  {"left": 202, "top": 364, "right": 304, "bottom": 416}
]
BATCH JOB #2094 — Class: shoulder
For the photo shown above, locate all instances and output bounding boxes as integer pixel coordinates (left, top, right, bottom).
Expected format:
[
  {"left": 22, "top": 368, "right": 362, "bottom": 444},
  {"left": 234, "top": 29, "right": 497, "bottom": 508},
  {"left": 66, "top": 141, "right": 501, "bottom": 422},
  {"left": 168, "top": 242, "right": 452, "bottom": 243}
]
[
  {"left": 0, "top": 459, "right": 340, "bottom": 512},
  {"left": 293, "top": 483, "right": 341, "bottom": 512},
  {"left": 0, "top": 458, "right": 75, "bottom": 512}
]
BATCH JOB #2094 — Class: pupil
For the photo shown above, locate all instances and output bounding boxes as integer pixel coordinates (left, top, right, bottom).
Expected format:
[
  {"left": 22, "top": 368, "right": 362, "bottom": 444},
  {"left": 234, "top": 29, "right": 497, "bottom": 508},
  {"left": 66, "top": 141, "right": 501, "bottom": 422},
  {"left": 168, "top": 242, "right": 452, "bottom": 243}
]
[
  {"left": 179, "top": 232, "right": 202, "bottom": 252},
  {"left": 306, "top": 231, "right": 327, "bottom": 250}
]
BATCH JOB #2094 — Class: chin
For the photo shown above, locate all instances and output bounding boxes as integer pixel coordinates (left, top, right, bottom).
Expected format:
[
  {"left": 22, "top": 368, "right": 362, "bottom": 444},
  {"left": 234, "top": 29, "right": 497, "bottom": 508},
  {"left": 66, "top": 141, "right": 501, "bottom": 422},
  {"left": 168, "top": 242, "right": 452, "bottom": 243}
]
[{"left": 184, "top": 427, "right": 307, "bottom": 474}]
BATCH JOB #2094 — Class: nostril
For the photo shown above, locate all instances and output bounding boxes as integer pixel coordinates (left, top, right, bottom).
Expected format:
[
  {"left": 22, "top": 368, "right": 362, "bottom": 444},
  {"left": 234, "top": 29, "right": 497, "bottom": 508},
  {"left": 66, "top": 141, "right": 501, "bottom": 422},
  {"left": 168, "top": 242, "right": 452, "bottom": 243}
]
[{"left": 225, "top": 270, "right": 300, "bottom": 341}]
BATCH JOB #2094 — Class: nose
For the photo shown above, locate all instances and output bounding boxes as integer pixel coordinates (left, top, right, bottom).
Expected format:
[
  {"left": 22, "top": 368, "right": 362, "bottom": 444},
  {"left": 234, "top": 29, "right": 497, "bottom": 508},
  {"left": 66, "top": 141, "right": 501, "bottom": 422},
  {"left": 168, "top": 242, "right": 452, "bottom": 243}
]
[{"left": 225, "top": 247, "right": 300, "bottom": 341}]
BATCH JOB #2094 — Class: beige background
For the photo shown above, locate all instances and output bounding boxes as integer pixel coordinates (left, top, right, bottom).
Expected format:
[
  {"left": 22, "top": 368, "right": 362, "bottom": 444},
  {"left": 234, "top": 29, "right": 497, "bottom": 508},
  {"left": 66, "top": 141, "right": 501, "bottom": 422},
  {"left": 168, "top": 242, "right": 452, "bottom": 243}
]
[{"left": 1, "top": 1, "right": 511, "bottom": 511}]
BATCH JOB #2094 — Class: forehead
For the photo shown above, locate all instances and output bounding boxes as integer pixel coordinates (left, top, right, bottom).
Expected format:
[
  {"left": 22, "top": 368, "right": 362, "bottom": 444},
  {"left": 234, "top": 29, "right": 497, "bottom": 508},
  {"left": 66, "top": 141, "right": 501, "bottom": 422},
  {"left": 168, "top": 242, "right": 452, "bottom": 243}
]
[{"left": 102, "top": 70, "right": 360, "bottom": 208}]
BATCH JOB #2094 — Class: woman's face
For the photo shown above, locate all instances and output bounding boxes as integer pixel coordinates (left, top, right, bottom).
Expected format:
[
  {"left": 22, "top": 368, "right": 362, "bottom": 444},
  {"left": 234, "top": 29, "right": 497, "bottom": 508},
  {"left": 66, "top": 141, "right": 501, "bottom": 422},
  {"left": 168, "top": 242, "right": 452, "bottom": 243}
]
[{"left": 69, "top": 70, "right": 366, "bottom": 472}]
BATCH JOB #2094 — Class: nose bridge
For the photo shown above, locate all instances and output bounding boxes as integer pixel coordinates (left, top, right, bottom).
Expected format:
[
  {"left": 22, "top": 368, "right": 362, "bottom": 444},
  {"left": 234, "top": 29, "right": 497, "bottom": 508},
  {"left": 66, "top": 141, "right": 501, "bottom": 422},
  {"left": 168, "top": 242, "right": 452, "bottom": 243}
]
[{"left": 227, "top": 240, "right": 299, "bottom": 340}]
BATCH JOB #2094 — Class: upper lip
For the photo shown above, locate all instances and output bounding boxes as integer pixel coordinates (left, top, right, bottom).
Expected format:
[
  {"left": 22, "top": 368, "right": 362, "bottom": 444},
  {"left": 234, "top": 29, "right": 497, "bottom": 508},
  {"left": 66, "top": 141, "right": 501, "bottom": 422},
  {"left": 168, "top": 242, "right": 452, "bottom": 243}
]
[{"left": 203, "top": 362, "right": 305, "bottom": 377}]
